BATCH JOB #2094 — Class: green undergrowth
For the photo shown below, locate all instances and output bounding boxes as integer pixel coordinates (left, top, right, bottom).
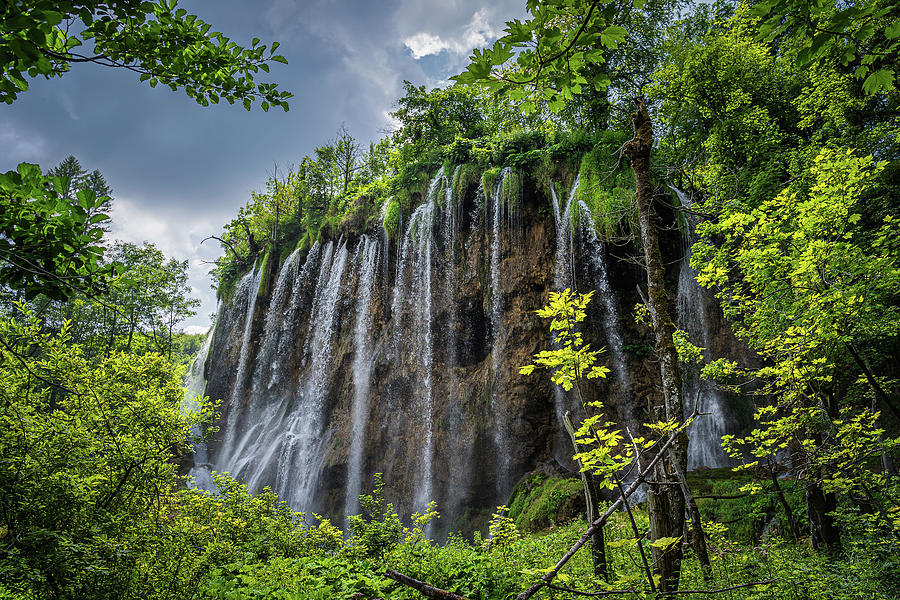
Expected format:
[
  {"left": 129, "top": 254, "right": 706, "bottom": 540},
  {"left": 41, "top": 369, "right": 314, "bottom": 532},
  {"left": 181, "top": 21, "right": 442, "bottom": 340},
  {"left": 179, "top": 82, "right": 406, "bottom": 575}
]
[
  {"left": 184, "top": 490, "right": 900, "bottom": 600},
  {"left": 688, "top": 467, "right": 807, "bottom": 546},
  {"left": 6, "top": 463, "right": 896, "bottom": 600}
]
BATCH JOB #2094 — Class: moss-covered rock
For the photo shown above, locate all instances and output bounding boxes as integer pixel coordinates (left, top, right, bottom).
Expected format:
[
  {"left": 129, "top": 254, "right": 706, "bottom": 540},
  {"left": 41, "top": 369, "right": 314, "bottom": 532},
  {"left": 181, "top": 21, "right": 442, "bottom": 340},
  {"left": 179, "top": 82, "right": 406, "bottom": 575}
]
[
  {"left": 576, "top": 142, "right": 637, "bottom": 240},
  {"left": 383, "top": 198, "right": 401, "bottom": 240},
  {"left": 481, "top": 167, "right": 502, "bottom": 200},
  {"left": 508, "top": 472, "right": 584, "bottom": 532}
]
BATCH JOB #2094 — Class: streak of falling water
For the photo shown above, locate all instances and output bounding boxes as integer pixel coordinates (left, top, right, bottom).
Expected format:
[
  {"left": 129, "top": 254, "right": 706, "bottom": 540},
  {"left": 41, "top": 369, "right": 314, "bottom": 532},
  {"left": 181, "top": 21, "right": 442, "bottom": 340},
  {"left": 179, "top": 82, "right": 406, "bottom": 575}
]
[
  {"left": 578, "top": 200, "right": 632, "bottom": 401},
  {"left": 551, "top": 177, "right": 579, "bottom": 291},
  {"left": 278, "top": 241, "right": 323, "bottom": 367},
  {"left": 252, "top": 247, "right": 302, "bottom": 396},
  {"left": 344, "top": 234, "right": 380, "bottom": 520},
  {"left": 489, "top": 167, "right": 513, "bottom": 495},
  {"left": 549, "top": 178, "right": 580, "bottom": 456},
  {"left": 218, "top": 264, "right": 263, "bottom": 467},
  {"left": 387, "top": 169, "right": 445, "bottom": 522},
  {"left": 672, "top": 187, "right": 730, "bottom": 469},
  {"left": 410, "top": 171, "right": 442, "bottom": 517}
]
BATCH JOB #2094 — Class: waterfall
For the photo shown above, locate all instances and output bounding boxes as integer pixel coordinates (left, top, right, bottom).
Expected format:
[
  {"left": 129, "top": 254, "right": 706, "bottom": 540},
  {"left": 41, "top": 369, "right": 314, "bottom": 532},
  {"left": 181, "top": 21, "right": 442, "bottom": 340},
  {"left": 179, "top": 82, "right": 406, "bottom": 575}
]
[
  {"left": 277, "top": 238, "right": 350, "bottom": 508},
  {"left": 279, "top": 241, "right": 323, "bottom": 367},
  {"left": 345, "top": 234, "right": 380, "bottom": 519},
  {"left": 551, "top": 177, "right": 579, "bottom": 291},
  {"left": 198, "top": 164, "right": 749, "bottom": 532},
  {"left": 442, "top": 166, "right": 470, "bottom": 521},
  {"left": 549, "top": 178, "right": 580, "bottom": 458},
  {"left": 206, "top": 240, "right": 351, "bottom": 512},
  {"left": 672, "top": 187, "right": 731, "bottom": 469},
  {"left": 252, "top": 247, "right": 302, "bottom": 396},
  {"left": 390, "top": 168, "right": 445, "bottom": 517}
]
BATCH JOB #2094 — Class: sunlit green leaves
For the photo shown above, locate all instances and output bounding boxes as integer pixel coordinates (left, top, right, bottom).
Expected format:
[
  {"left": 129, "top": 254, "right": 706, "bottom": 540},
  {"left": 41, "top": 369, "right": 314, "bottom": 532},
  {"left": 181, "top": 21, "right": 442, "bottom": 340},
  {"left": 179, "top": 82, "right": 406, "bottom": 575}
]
[
  {"left": 521, "top": 289, "right": 610, "bottom": 392},
  {"left": 749, "top": 0, "right": 899, "bottom": 96}
]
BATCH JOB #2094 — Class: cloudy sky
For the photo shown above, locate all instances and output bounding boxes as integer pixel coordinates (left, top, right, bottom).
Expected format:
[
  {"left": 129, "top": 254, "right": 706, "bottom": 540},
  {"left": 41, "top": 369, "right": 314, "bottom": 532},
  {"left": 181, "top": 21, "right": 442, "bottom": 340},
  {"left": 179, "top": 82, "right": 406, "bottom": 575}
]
[{"left": 4, "top": 0, "right": 526, "bottom": 333}]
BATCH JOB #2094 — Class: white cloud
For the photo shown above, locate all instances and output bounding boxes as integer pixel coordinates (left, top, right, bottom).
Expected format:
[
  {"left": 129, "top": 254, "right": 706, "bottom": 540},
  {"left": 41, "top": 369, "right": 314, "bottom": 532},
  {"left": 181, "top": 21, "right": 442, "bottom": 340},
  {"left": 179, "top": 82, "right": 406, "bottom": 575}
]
[
  {"left": 0, "top": 122, "right": 49, "bottom": 165},
  {"left": 403, "top": 8, "right": 498, "bottom": 59},
  {"left": 182, "top": 325, "right": 210, "bottom": 335},
  {"left": 110, "top": 197, "right": 224, "bottom": 331}
]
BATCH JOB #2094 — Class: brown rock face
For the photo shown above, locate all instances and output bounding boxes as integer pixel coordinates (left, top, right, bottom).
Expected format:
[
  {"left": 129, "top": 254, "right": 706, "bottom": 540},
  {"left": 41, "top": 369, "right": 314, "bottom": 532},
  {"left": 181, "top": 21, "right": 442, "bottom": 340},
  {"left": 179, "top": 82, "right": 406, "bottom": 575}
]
[{"left": 198, "top": 168, "right": 750, "bottom": 535}]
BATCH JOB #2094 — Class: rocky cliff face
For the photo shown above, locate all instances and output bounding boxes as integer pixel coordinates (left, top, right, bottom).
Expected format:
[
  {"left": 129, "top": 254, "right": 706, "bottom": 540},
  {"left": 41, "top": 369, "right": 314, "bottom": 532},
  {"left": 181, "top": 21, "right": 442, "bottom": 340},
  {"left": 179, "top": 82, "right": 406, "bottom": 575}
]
[{"left": 194, "top": 167, "right": 750, "bottom": 534}]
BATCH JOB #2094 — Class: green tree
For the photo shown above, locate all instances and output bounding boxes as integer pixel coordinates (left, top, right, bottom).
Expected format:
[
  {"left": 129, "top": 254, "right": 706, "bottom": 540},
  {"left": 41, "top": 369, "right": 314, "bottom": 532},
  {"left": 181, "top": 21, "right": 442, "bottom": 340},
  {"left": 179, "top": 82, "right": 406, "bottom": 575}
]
[
  {"left": 0, "top": 310, "right": 212, "bottom": 599},
  {"left": 49, "top": 155, "right": 115, "bottom": 233},
  {"left": 520, "top": 289, "right": 612, "bottom": 581},
  {"left": 1, "top": 0, "right": 291, "bottom": 110},
  {"left": 749, "top": 0, "right": 900, "bottom": 94},
  {"left": 695, "top": 147, "right": 900, "bottom": 550},
  {"left": 104, "top": 241, "right": 199, "bottom": 356}
]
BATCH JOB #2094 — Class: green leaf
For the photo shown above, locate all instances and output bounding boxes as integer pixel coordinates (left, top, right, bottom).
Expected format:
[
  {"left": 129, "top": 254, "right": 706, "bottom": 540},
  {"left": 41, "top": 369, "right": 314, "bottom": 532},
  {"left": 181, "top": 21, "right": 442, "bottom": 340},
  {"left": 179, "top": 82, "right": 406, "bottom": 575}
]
[
  {"left": 862, "top": 69, "right": 894, "bottom": 94},
  {"left": 600, "top": 25, "right": 627, "bottom": 49}
]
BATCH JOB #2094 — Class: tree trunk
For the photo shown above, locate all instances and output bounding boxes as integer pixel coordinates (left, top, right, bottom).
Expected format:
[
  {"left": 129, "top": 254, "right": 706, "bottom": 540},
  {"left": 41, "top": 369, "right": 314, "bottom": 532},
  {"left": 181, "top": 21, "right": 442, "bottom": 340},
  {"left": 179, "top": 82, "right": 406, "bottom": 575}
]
[
  {"left": 385, "top": 570, "right": 471, "bottom": 600},
  {"left": 622, "top": 97, "right": 687, "bottom": 593},
  {"left": 806, "top": 481, "right": 841, "bottom": 553},
  {"left": 767, "top": 457, "right": 800, "bottom": 541},
  {"left": 669, "top": 449, "right": 711, "bottom": 584},
  {"left": 845, "top": 342, "right": 900, "bottom": 422},
  {"left": 563, "top": 411, "right": 608, "bottom": 582}
]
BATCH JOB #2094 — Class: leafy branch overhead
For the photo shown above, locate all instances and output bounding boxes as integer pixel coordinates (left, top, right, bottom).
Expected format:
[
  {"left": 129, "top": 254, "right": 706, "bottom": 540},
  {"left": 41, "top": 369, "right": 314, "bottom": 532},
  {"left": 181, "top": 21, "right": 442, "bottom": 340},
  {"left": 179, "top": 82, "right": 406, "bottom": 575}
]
[
  {"left": 0, "top": 0, "right": 292, "bottom": 110},
  {"left": 452, "top": 0, "right": 629, "bottom": 114},
  {"left": 750, "top": 0, "right": 900, "bottom": 94}
]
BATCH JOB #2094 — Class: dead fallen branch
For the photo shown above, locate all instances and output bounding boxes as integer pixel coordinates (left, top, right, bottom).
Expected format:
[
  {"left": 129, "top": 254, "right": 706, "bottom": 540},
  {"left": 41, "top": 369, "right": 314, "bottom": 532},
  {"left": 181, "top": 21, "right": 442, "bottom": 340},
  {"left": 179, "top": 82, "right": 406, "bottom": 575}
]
[
  {"left": 545, "top": 578, "right": 779, "bottom": 597},
  {"left": 692, "top": 493, "right": 749, "bottom": 500},
  {"left": 384, "top": 569, "right": 471, "bottom": 600}
]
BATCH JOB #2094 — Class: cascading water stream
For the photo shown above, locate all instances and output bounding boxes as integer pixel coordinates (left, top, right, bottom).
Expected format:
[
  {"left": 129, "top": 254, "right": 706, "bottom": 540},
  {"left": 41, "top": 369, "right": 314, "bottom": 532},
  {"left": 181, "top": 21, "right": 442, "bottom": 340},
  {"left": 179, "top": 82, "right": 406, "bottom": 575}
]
[
  {"left": 217, "top": 264, "right": 263, "bottom": 467},
  {"left": 275, "top": 239, "right": 350, "bottom": 508},
  {"left": 252, "top": 247, "right": 302, "bottom": 396},
  {"left": 488, "top": 167, "right": 514, "bottom": 493},
  {"left": 549, "top": 178, "right": 581, "bottom": 451},
  {"left": 390, "top": 168, "right": 445, "bottom": 519},
  {"left": 672, "top": 187, "right": 730, "bottom": 469},
  {"left": 344, "top": 234, "right": 380, "bottom": 520},
  {"left": 551, "top": 177, "right": 579, "bottom": 291}
]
